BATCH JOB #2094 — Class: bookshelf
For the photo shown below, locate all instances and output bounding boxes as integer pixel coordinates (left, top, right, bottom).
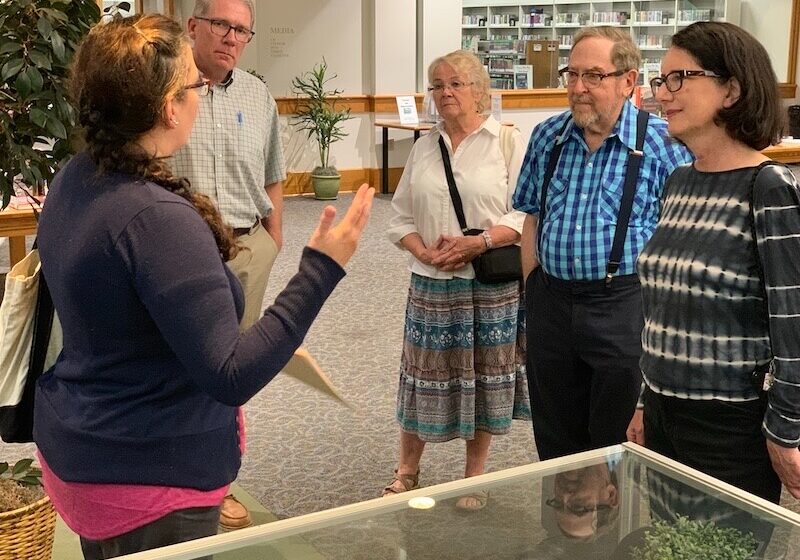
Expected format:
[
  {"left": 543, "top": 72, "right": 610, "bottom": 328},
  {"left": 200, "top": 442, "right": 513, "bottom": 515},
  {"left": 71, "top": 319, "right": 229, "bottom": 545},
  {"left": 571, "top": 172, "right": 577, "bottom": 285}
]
[{"left": 462, "top": 0, "right": 741, "bottom": 88}]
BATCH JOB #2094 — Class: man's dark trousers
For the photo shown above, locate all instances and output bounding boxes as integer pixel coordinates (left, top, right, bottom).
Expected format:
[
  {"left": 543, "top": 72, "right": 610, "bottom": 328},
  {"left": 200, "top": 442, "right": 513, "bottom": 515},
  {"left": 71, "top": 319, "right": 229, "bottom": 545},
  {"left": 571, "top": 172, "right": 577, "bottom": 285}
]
[{"left": 525, "top": 267, "right": 643, "bottom": 460}]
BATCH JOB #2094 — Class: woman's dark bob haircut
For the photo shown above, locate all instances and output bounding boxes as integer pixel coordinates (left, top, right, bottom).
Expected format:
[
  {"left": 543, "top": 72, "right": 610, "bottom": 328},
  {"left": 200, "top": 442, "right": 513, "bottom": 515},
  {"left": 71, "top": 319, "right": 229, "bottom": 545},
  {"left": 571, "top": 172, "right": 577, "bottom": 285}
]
[{"left": 671, "top": 21, "right": 784, "bottom": 150}]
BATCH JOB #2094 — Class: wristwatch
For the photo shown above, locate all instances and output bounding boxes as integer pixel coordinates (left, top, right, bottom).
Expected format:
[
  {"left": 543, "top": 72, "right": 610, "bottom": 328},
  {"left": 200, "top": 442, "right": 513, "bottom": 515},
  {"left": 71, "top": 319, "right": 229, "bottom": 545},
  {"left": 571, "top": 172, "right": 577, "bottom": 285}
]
[{"left": 481, "top": 230, "right": 493, "bottom": 250}]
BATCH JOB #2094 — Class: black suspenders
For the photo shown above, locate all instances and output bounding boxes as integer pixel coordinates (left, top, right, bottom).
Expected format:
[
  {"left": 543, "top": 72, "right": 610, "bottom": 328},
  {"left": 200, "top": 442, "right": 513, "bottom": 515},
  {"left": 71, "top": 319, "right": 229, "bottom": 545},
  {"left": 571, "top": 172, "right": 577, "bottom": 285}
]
[{"left": 537, "top": 108, "right": 650, "bottom": 284}]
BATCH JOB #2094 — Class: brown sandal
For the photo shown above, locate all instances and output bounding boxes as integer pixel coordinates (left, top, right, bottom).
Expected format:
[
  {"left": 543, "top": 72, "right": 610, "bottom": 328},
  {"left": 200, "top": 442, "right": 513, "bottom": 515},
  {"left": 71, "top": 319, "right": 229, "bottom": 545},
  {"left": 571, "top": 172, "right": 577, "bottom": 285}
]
[{"left": 382, "top": 469, "right": 420, "bottom": 496}]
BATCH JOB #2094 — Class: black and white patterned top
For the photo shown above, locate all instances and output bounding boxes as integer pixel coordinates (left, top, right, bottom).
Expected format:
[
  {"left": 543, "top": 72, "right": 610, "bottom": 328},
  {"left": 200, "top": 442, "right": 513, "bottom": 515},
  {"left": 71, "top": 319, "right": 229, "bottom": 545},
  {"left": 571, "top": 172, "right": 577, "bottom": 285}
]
[{"left": 638, "top": 163, "right": 800, "bottom": 446}]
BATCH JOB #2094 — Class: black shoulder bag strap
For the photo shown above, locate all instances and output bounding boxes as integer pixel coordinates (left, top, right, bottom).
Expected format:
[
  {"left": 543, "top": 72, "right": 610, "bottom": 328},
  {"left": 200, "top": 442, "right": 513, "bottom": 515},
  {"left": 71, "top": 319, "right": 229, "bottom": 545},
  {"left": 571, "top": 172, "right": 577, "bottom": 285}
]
[
  {"left": 3, "top": 194, "right": 55, "bottom": 442},
  {"left": 25, "top": 196, "right": 53, "bottom": 388},
  {"left": 747, "top": 160, "right": 787, "bottom": 392},
  {"left": 537, "top": 118, "right": 572, "bottom": 256},
  {"left": 605, "top": 108, "right": 649, "bottom": 283},
  {"left": 438, "top": 135, "right": 470, "bottom": 233}
]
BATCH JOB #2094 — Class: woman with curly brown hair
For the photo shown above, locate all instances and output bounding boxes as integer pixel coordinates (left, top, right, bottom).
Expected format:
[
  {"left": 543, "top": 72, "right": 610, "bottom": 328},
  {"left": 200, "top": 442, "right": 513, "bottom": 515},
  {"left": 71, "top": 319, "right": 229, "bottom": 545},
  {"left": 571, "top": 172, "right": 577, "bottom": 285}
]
[{"left": 33, "top": 13, "right": 373, "bottom": 558}]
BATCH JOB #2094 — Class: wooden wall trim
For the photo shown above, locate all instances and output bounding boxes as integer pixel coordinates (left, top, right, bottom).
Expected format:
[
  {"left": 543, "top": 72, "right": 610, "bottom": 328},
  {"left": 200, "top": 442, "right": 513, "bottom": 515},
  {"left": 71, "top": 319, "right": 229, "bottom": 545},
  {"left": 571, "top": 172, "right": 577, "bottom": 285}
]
[
  {"left": 372, "top": 94, "right": 424, "bottom": 114},
  {"left": 275, "top": 89, "right": 571, "bottom": 115},
  {"left": 276, "top": 95, "right": 372, "bottom": 116},
  {"left": 780, "top": 83, "right": 797, "bottom": 99},
  {"left": 787, "top": 0, "right": 800, "bottom": 90},
  {"left": 285, "top": 168, "right": 404, "bottom": 196}
]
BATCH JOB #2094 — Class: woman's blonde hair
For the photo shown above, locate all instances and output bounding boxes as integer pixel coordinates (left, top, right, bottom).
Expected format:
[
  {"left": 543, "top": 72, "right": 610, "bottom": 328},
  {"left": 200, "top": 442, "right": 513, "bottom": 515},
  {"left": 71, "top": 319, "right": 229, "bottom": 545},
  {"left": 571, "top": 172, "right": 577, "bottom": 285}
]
[{"left": 427, "top": 50, "right": 491, "bottom": 113}]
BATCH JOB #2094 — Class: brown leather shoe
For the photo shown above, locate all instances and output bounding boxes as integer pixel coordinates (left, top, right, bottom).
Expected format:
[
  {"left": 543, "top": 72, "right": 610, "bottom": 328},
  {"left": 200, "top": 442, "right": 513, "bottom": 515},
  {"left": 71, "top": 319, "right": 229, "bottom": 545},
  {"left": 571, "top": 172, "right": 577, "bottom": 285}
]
[{"left": 219, "top": 493, "right": 252, "bottom": 530}]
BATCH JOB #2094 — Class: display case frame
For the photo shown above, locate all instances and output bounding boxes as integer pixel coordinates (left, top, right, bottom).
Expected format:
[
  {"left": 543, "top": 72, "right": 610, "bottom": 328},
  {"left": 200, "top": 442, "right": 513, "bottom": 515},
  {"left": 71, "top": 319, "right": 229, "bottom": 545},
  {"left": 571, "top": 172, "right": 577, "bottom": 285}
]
[{"left": 111, "top": 443, "right": 800, "bottom": 560}]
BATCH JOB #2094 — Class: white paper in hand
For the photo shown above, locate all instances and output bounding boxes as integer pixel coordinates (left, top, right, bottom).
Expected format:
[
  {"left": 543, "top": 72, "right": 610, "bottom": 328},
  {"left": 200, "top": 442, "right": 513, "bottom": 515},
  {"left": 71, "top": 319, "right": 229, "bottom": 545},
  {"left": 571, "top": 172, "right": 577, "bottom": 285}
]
[{"left": 281, "top": 347, "right": 352, "bottom": 409}]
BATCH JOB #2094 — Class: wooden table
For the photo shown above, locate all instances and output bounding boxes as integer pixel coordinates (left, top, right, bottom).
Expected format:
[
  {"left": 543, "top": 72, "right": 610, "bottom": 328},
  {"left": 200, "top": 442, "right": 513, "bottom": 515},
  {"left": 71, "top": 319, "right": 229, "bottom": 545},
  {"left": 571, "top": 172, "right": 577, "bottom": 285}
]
[
  {"left": 374, "top": 120, "right": 434, "bottom": 194},
  {"left": 763, "top": 142, "right": 800, "bottom": 164},
  {"left": 0, "top": 207, "right": 37, "bottom": 268}
]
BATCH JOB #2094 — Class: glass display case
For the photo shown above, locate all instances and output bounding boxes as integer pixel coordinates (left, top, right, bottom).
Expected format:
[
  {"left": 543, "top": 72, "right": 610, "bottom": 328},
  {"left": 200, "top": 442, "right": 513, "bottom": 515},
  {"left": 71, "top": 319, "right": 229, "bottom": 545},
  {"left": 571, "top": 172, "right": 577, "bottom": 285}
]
[{"left": 113, "top": 443, "right": 800, "bottom": 559}]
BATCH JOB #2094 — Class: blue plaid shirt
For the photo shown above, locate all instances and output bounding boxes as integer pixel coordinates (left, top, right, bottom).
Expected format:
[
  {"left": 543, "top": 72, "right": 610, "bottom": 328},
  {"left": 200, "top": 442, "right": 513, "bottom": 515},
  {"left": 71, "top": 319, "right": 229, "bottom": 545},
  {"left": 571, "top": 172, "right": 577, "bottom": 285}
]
[{"left": 513, "top": 100, "right": 692, "bottom": 280}]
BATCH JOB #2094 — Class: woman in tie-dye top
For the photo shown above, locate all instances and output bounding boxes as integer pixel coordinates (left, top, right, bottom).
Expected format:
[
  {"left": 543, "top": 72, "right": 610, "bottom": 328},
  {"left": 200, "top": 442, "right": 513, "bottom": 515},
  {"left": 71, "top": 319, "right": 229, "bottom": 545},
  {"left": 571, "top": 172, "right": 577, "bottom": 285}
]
[{"left": 628, "top": 22, "right": 800, "bottom": 504}]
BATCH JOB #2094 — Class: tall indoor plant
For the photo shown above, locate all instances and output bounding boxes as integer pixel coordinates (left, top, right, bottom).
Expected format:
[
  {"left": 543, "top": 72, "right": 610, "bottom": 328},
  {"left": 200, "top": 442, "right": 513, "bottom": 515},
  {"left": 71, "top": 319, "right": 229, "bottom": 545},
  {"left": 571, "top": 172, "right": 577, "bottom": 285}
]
[
  {"left": 291, "top": 58, "right": 352, "bottom": 200},
  {"left": 0, "top": 0, "right": 100, "bottom": 208}
]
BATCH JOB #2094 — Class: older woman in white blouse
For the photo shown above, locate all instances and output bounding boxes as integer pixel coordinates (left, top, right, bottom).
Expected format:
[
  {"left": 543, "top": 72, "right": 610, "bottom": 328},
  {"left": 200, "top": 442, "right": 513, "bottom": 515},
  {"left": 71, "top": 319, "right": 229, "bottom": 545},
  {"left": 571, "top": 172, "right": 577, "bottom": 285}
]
[{"left": 384, "top": 49, "right": 529, "bottom": 510}]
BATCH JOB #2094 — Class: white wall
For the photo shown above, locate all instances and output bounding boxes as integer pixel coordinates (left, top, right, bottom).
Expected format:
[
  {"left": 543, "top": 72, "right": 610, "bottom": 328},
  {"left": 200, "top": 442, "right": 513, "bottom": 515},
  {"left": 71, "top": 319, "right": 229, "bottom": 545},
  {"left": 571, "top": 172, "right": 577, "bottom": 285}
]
[
  {"left": 254, "top": 0, "right": 364, "bottom": 96},
  {"left": 374, "top": 0, "right": 417, "bottom": 94},
  {"left": 741, "top": 0, "right": 792, "bottom": 83},
  {"left": 416, "top": 0, "right": 461, "bottom": 91}
]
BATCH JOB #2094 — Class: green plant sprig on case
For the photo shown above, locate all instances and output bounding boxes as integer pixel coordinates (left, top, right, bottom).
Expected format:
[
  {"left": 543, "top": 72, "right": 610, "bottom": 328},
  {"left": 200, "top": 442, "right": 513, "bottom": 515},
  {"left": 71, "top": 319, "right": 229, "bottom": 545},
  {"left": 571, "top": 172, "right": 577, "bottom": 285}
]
[
  {"left": 633, "top": 515, "right": 758, "bottom": 560},
  {"left": 0, "top": 0, "right": 100, "bottom": 208},
  {"left": 290, "top": 58, "right": 352, "bottom": 176}
]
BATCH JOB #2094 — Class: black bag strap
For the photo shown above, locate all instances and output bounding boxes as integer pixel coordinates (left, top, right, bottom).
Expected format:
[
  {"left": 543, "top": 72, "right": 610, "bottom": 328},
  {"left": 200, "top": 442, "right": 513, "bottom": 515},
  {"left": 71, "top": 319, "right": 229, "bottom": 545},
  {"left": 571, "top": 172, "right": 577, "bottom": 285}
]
[
  {"left": 26, "top": 191, "right": 53, "bottom": 400},
  {"left": 605, "top": 108, "right": 649, "bottom": 283},
  {"left": 747, "top": 160, "right": 788, "bottom": 383},
  {"left": 438, "top": 135, "right": 470, "bottom": 233},
  {"left": 537, "top": 118, "right": 572, "bottom": 254},
  {"left": 4, "top": 189, "right": 54, "bottom": 442}
]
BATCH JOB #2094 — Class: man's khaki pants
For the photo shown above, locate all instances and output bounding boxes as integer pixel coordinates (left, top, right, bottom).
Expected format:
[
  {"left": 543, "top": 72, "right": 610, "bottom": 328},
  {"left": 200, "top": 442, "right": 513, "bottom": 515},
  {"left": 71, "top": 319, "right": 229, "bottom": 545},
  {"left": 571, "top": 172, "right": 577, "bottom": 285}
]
[{"left": 226, "top": 222, "right": 280, "bottom": 330}]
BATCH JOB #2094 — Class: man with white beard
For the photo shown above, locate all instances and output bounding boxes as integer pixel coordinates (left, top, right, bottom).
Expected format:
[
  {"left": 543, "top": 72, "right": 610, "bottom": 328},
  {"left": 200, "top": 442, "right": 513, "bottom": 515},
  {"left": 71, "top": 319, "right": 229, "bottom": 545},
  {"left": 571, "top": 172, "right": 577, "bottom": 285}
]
[{"left": 512, "top": 26, "right": 691, "bottom": 461}]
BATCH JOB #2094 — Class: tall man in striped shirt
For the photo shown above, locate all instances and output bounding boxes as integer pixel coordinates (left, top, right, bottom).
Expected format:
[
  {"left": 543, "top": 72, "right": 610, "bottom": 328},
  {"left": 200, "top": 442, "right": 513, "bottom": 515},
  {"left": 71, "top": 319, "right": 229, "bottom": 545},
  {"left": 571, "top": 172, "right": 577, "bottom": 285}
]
[
  {"left": 512, "top": 27, "right": 692, "bottom": 460},
  {"left": 170, "top": 0, "right": 286, "bottom": 530}
]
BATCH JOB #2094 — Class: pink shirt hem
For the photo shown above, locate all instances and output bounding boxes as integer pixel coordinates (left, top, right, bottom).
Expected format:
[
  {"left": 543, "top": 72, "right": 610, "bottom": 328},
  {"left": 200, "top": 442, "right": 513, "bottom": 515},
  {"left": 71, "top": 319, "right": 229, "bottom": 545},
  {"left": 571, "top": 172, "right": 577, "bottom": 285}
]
[{"left": 38, "top": 407, "right": 246, "bottom": 541}]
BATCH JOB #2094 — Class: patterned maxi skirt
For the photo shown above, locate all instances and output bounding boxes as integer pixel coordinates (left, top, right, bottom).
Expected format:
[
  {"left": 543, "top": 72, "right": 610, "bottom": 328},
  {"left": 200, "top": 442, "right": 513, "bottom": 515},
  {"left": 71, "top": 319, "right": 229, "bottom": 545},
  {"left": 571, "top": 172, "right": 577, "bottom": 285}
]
[{"left": 396, "top": 273, "right": 530, "bottom": 442}]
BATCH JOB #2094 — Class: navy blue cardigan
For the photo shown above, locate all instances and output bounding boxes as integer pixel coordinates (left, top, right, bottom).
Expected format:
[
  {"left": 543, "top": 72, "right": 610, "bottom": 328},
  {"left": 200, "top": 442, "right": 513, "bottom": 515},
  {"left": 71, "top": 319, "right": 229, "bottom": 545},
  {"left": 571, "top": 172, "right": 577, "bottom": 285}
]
[{"left": 34, "top": 152, "right": 344, "bottom": 490}]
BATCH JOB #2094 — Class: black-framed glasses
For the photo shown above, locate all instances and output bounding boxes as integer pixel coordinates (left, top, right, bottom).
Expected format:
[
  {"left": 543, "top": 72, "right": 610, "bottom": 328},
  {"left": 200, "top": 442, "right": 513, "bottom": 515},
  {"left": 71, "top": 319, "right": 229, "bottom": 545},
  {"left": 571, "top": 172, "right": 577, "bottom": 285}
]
[
  {"left": 195, "top": 16, "right": 255, "bottom": 43},
  {"left": 649, "top": 69, "right": 723, "bottom": 96},
  {"left": 427, "top": 80, "right": 474, "bottom": 93},
  {"left": 184, "top": 78, "right": 211, "bottom": 97},
  {"left": 558, "top": 67, "right": 626, "bottom": 89},
  {"left": 545, "top": 497, "right": 613, "bottom": 517}
]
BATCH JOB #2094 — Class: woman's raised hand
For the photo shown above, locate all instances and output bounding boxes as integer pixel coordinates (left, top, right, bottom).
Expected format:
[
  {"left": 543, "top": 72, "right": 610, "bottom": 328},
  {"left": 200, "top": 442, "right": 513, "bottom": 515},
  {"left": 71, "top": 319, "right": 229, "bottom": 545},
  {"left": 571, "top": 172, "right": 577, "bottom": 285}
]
[{"left": 307, "top": 184, "right": 375, "bottom": 268}]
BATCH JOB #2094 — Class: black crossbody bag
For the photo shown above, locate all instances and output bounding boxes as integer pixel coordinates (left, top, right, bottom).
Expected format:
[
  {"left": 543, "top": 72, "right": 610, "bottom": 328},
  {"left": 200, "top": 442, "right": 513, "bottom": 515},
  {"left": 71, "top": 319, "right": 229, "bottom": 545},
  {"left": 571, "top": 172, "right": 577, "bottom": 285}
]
[{"left": 438, "top": 136, "right": 522, "bottom": 284}]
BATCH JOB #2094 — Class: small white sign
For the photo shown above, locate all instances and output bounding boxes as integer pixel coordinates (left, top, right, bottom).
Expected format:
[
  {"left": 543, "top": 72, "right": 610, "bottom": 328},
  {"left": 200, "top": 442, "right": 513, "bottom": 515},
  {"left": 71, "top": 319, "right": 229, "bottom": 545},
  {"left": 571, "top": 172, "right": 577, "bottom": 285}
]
[
  {"left": 513, "top": 64, "right": 533, "bottom": 90},
  {"left": 490, "top": 93, "right": 502, "bottom": 122},
  {"left": 396, "top": 95, "right": 419, "bottom": 125}
]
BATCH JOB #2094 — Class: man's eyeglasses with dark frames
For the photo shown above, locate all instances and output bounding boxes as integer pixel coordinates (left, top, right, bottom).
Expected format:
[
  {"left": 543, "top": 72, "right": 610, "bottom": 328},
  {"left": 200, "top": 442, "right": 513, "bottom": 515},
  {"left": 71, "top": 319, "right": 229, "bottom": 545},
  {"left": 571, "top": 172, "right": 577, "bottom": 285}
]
[
  {"left": 195, "top": 16, "right": 255, "bottom": 43},
  {"left": 545, "top": 497, "right": 613, "bottom": 517},
  {"left": 649, "top": 69, "right": 723, "bottom": 97},
  {"left": 184, "top": 78, "right": 211, "bottom": 97},
  {"left": 558, "top": 67, "right": 626, "bottom": 89}
]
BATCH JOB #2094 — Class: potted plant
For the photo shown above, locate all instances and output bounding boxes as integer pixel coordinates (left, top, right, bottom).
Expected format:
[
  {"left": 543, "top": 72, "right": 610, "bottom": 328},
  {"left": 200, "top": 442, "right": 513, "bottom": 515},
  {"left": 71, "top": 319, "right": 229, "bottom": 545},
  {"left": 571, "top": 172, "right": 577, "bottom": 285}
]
[
  {"left": 290, "top": 58, "right": 352, "bottom": 200},
  {"left": 0, "top": 459, "right": 57, "bottom": 559},
  {"left": 0, "top": 0, "right": 100, "bottom": 208}
]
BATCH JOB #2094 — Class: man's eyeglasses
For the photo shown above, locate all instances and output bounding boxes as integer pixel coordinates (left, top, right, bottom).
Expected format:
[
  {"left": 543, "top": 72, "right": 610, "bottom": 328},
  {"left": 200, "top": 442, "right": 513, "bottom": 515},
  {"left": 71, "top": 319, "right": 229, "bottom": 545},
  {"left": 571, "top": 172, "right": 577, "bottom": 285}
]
[
  {"left": 545, "top": 497, "right": 613, "bottom": 517},
  {"left": 649, "top": 69, "right": 724, "bottom": 97},
  {"left": 558, "top": 67, "right": 626, "bottom": 89},
  {"left": 184, "top": 78, "right": 211, "bottom": 97},
  {"left": 427, "top": 80, "right": 474, "bottom": 93},
  {"left": 195, "top": 16, "right": 255, "bottom": 43}
]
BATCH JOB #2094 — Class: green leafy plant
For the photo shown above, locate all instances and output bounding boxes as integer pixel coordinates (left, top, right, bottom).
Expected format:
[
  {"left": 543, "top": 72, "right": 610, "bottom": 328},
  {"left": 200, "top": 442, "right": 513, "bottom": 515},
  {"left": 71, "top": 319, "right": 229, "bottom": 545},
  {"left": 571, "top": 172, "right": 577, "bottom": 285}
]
[
  {"left": 632, "top": 516, "right": 757, "bottom": 560},
  {"left": 0, "top": 458, "right": 42, "bottom": 487},
  {"left": 247, "top": 68, "right": 266, "bottom": 84},
  {"left": 290, "top": 58, "right": 351, "bottom": 177},
  {"left": 0, "top": 458, "right": 44, "bottom": 513},
  {"left": 0, "top": 0, "right": 100, "bottom": 208}
]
